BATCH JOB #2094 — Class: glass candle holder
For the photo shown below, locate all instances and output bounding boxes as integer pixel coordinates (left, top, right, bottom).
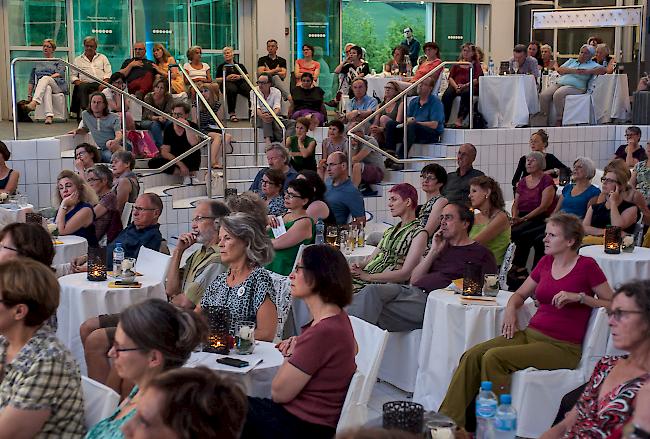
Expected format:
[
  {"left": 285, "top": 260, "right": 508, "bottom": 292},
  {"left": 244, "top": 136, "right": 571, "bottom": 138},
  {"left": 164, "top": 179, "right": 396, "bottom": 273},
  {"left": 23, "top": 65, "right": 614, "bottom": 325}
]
[
  {"left": 462, "top": 262, "right": 483, "bottom": 296},
  {"left": 604, "top": 226, "right": 622, "bottom": 254},
  {"left": 235, "top": 320, "right": 256, "bottom": 355},
  {"left": 382, "top": 401, "right": 424, "bottom": 434},
  {"left": 622, "top": 234, "right": 635, "bottom": 253},
  {"left": 87, "top": 247, "right": 107, "bottom": 281},
  {"left": 483, "top": 274, "right": 500, "bottom": 297},
  {"left": 203, "top": 306, "right": 231, "bottom": 355}
]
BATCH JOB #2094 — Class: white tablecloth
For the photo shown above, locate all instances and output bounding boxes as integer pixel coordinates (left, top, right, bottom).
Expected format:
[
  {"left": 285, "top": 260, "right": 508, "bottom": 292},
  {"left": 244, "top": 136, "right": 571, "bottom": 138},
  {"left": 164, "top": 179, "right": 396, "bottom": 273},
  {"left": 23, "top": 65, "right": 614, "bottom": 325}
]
[
  {"left": 186, "top": 341, "right": 283, "bottom": 398},
  {"left": 0, "top": 204, "right": 33, "bottom": 228},
  {"left": 56, "top": 272, "right": 166, "bottom": 373},
  {"left": 344, "top": 245, "right": 377, "bottom": 266},
  {"left": 591, "top": 74, "right": 631, "bottom": 124},
  {"left": 53, "top": 235, "right": 88, "bottom": 266},
  {"left": 413, "top": 289, "right": 537, "bottom": 411},
  {"left": 478, "top": 75, "right": 540, "bottom": 128},
  {"left": 366, "top": 75, "right": 402, "bottom": 101},
  {"left": 578, "top": 245, "right": 650, "bottom": 289}
]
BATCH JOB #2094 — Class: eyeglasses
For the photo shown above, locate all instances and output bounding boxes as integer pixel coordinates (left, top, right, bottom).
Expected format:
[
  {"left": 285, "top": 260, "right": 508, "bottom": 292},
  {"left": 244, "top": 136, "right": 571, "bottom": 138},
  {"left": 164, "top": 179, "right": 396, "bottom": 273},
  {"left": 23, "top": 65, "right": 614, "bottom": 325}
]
[
  {"left": 420, "top": 174, "right": 437, "bottom": 182},
  {"left": 86, "top": 177, "right": 100, "bottom": 183},
  {"left": 172, "top": 112, "right": 186, "bottom": 118},
  {"left": 284, "top": 192, "right": 302, "bottom": 199},
  {"left": 257, "top": 80, "right": 270, "bottom": 85},
  {"left": 294, "top": 264, "right": 305, "bottom": 272},
  {"left": 191, "top": 215, "right": 216, "bottom": 223},
  {"left": 111, "top": 341, "right": 143, "bottom": 354},
  {"left": 600, "top": 177, "right": 618, "bottom": 185},
  {"left": 0, "top": 243, "right": 18, "bottom": 252},
  {"left": 625, "top": 133, "right": 638, "bottom": 138},
  {"left": 133, "top": 206, "right": 157, "bottom": 213},
  {"left": 75, "top": 151, "right": 88, "bottom": 158},
  {"left": 325, "top": 162, "right": 343, "bottom": 168},
  {"left": 606, "top": 309, "right": 644, "bottom": 322},
  {"left": 261, "top": 179, "right": 277, "bottom": 186}
]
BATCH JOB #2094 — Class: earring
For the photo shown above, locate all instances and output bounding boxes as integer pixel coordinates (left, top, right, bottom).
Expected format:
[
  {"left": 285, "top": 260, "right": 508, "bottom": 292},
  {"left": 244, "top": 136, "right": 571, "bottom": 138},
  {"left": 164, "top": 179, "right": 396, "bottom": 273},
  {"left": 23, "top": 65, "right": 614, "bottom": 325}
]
[{"left": 485, "top": 195, "right": 488, "bottom": 200}]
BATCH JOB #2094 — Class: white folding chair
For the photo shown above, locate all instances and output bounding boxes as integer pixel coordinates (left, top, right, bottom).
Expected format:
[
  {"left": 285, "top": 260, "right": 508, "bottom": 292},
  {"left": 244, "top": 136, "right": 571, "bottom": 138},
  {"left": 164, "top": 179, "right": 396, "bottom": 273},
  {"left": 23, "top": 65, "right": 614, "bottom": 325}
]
[
  {"left": 377, "top": 329, "right": 423, "bottom": 393},
  {"left": 135, "top": 246, "right": 173, "bottom": 284},
  {"left": 337, "top": 370, "right": 366, "bottom": 432},
  {"left": 81, "top": 376, "right": 120, "bottom": 429},
  {"left": 121, "top": 202, "right": 133, "bottom": 227},
  {"left": 510, "top": 308, "right": 610, "bottom": 438},
  {"left": 563, "top": 76, "right": 598, "bottom": 126}
]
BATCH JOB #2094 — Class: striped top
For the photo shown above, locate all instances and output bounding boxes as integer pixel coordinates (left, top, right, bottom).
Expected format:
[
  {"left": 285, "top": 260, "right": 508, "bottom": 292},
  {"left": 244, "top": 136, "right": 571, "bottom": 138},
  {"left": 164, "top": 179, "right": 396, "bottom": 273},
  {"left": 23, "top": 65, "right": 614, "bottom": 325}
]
[
  {"left": 418, "top": 194, "right": 444, "bottom": 228},
  {"left": 196, "top": 101, "right": 222, "bottom": 130}
]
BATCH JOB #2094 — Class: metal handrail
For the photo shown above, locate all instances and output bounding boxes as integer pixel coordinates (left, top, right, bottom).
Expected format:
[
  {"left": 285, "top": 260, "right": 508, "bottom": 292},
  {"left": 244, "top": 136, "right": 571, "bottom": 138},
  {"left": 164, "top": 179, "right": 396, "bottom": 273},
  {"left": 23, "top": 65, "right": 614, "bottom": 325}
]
[
  {"left": 11, "top": 57, "right": 216, "bottom": 198},
  {"left": 345, "top": 61, "right": 474, "bottom": 170}
]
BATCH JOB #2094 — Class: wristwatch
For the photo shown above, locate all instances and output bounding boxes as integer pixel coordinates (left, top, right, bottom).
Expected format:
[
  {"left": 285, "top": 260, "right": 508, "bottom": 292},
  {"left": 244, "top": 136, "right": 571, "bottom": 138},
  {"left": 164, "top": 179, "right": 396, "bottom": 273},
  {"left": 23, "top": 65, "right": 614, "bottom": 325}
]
[{"left": 578, "top": 292, "right": 586, "bottom": 304}]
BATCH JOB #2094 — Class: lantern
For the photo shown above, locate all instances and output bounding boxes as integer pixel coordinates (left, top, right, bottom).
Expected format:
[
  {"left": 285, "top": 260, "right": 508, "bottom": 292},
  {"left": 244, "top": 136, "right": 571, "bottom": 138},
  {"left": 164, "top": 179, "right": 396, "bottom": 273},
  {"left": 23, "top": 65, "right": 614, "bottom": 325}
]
[
  {"left": 604, "top": 226, "right": 622, "bottom": 254},
  {"left": 383, "top": 401, "right": 424, "bottom": 434},
  {"left": 25, "top": 213, "right": 43, "bottom": 226},
  {"left": 462, "top": 261, "right": 483, "bottom": 296},
  {"left": 203, "top": 306, "right": 231, "bottom": 355},
  {"left": 87, "top": 247, "right": 107, "bottom": 281}
]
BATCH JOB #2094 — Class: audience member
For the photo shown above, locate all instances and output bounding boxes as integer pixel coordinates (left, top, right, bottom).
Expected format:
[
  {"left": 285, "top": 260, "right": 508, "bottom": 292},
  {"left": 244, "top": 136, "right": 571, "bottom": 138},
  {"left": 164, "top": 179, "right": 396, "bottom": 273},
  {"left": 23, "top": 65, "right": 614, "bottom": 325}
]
[
  {"left": 192, "top": 83, "right": 232, "bottom": 169},
  {"left": 199, "top": 213, "right": 277, "bottom": 341},
  {"left": 540, "top": 44, "right": 555, "bottom": 70},
  {"left": 334, "top": 45, "right": 370, "bottom": 99},
  {"left": 267, "top": 179, "right": 315, "bottom": 276},
  {"left": 152, "top": 43, "right": 184, "bottom": 95},
  {"left": 614, "top": 126, "right": 647, "bottom": 168},
  {"left": 102, "top": 72, "right": 136, "bottom": 130},
  {"left": 512, "top": 129, "right": 569, "bottom": 193},
  {"left": 87, "top": 164, "right": 122, "bottom": 244},
  {"left": 257, "top": 39, "right": 289, "bottom": 99},
  {"left": 587, "top": 36, "right": 603, "bottom": 47},
  {"left": 439, "top": 213, "right": 612, "bottom": 429},
  {"left": 554, "top": 157, "right": 600, "bottom": 218},
  {"left": 84, "top": 299, "right": 206, "bottom": 435},
  {"left": 250, "top": 144, "right": 298, "bottom": 193},
  {"left": 541, "top": 280, "right": 649, "bottom": 438},
  {"left": 406, "top": 41, "right": 442, "bottom": 84},
  {"left": 54, "top": 169, "right": 98, "bottom": 247},
  {"left": 72, "top": 92, "right": 122, "bottom": 162},
  {"left": 468, "top": 176, "right": 511, "bottom": 265},
  {"left": 166, "top": 200, "right": 230, "bottom": 309},
  {"left": 70, "top": 36, "right": 111, "bottom": 119},
  {"left": 0, "top": 141, "right": 19, "bottom": 195},
  {"left": 216, "top": 46, "right": 251, "bottom": 122},
  {"left": 442, "top": 143, "right": 484, "bottom": 204},
  {"left": 509, "top": 44, "right": 540, "bottom": 77},
  {"left": 442, "top": 43, "right": 482, "bottom": 127},
  {"left": 141, "top": 76, "right": 173, "bottom": 147},
  {"left": 528, "top": 41, "right": 543, "bottom": 67},
  {"left": 343, "top": 78, "right": 378, "bottom": 124},
  {"left": 402, "top": 27, "right": 421, "bottom": 68},
  {"left": 242, "top": 244, "right": 355, "bottom": 439},
  {"left": 348, "top": 124, "right": 385, "bottom": 193},
  {"left": 594, "top": 43, "right": 616, "bottom": 74},
  {"left": 321, "top": 120, "right": 347, "bottom": 165},
  {"left": 348, "top": 203, "right": 496, "bottom": 331},
  {"left": 369, "top": 81, "right": 401, "bottom": 146},
  {"left": 297, "top": 170, "right": 330, "bottom": 221},
  {"left": 261, "top": 169, "right": 287, "bottom": 217},
  {"left": 286, "top": 117, "right": 317, "bottom": 172},
  {"left": 25, "top": 39, "right": 68, "bottom": 125},
  {"left": 0, "top": 259, "right": 85, "bottom": 437},
  {"left": 118, "top": 42, "right": 156, "bottom": 98},
  {"left": 630, "top": 147, "right": 650, "bottom": 205},
  {"left": 539, "top": 44, "right": 605, "bottom": 126},
  {"left": 323, "top": 152, "right": 366, "bottom": 225},
  {"left": 226, "top": 191, "right": 269, "bottom": 227},
  {"left": 351, "top": 183, "right": 427, "bottom": 291},
  {"left": 418, "top": 163, "right": 448, "bottom": 236},
  {"left": 183, "top": 45, "right": 211, "bottom": 87},
  {"left": 74, "top": 142, "right": 100, "bottom": 180},
  {"left": 0, "top": 223, "right": 55, "bottom": 268},
  {"left": 111, "top": 150, "right": 140, "bottom": 215},
  {"left": 289, "top": 73, "right": 326, "bottom": 126},
  {"left": 606, "top": 158, "right": 650, "bottom": 225},
  {"left": 254, "top": 73, "right": 284, "bottom": 146},
  {"left": 384, "top": 45, "right": 412, "bottom": 76},
  {"left": 294, "top": 44, "right": 321, "bottom": 84},
  {"left": 122, "top": 367, "right": 247, "bottom": 439}
]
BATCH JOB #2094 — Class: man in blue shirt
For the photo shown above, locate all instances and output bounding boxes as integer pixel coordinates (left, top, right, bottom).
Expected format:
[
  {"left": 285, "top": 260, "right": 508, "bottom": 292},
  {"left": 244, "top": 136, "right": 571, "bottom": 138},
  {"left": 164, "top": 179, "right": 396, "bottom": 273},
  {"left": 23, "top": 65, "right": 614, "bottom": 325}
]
[
  {"left": 323, "top": 151, "right": 366, "bottom": 225},
  {"left": 384, "top": 77, "right": 445, "bottom": 170},
  {"left": 249, "top": 143, "right": 298, "bottom": 193},
  {"left": 343, "top": 77, "right": 378, "bottom": 124}
]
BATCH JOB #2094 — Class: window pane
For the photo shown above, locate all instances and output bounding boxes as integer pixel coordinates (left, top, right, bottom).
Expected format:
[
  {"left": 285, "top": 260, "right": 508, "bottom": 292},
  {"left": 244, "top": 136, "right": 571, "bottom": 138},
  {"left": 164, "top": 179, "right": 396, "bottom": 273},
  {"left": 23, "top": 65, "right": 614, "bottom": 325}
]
[
  {"left": 558, "top": 0, "right": 616, "bottom": 6},
  {"left": 133, "top": 0, "right": 189, "bottom": 63},
  {"left": 557, "top": 28, "right": 615, "bottom": 55},
  {"left": 191, "top": 0, "right": 238, "bottom": 51},
  {"left": 435, "top": 3, "right": 476, "bottom": 62},
  {"left": 8, "top": 0, "right": 67, "bottom": 47},
  {"left": 11, "top": 49, "right": 69, "bottom": 101}
]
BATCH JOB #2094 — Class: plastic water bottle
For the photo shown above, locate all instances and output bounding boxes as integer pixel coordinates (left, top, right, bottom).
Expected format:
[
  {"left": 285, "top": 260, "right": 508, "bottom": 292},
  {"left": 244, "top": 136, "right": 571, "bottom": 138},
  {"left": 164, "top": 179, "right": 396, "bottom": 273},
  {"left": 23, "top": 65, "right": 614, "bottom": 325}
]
[
  {"left": 494, "top": 394, "right": 517, "bottom": 439},
  {"left": 488, "top": 58, "right": 495, "bottom": 76},
  {"left": 315, "top": 219, "right": 325, "bottom": 245},
  {"left": 476, "top": 381, "right": 498, "bottom": 439},
  {"left": 113, "top": 242, "right": 124, "bottom": 275}
]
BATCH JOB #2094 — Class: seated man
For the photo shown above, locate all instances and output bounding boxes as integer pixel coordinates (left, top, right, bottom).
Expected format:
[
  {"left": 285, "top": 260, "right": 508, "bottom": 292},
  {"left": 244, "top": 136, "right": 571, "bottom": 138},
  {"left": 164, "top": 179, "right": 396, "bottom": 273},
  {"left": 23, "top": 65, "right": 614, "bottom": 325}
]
[
  {"left": 252, "top": 73, "right": 284, "bottom": 146},
  {"left": 343, "top": 77, "right": 378, "bottom": 125},
  {"left": 71, "top": 92, "right": 123, "bottom": 163},
  {"left": 148, "top": 101, "right": 201, "bottom": 182},
  {"left": 322, "top": 151, "right": 366, "bottom": 225},
  {"left": 70, "top": 36, "right": 112, "bottom": 119},
  {"left": 118, "top": 41, "right": 156, "bottom": 98},
  {"left": 508, "top": 44, "right": 540, "bottom": 77},
  {"left": 289, "top": 72, "right": 326, "bottom": 127},
  {"left": 347, "top": 203, "right": 497, "bottom": 331},
  {"left": 348, "top": 123, "right": 385, "bottom": 195},
  {"left": 257, "top": 39, "right": 289, "bottom": 99},
  {"left": 384, "top": 77, "right": 445, "bottom": 170},
  {"left": 249, "top": 143, "right": 298, "bottom": 193},
  {"left": 442, "top": 143, "right": 484, "bottom": 204}
]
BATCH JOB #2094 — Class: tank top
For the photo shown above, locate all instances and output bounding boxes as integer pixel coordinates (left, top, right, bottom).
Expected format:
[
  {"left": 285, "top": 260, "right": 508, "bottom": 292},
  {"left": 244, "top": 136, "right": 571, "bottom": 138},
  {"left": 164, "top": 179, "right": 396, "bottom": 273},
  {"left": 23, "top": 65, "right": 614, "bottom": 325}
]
[{"left": 0, "top": 169, "right": 14, "bottom": 192}]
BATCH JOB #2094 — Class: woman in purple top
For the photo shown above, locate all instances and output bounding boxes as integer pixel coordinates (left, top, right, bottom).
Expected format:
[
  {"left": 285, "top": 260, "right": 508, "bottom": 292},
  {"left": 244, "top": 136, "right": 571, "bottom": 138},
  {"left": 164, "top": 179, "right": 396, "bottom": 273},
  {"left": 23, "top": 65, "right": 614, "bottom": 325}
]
[{"left": 242, "top": 245, "right": 356, "bottom": 439}]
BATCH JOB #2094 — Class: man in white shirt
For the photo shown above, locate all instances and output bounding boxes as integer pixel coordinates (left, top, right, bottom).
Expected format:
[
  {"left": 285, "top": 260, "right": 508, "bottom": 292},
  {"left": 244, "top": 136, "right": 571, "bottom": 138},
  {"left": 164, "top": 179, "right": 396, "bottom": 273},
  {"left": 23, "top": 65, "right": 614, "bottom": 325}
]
[
  {"left": 252, "top": 73, "right": 284, "bottom": 145},
  {"left": 70, "top": 36, "right": 112, "bottom": 119}
]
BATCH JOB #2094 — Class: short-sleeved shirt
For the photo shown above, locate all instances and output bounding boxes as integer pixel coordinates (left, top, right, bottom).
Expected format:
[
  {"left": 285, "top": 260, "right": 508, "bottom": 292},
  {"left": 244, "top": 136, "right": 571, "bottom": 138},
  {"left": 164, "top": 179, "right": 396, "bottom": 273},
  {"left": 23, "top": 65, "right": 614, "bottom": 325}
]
[
  {"left": 252, "top": 87, "right": 281, "bottom": 113},
  {"left": 181, "top": 244, "right": 227, "bottom": 305},
  {"left": 162, "top": 121, "right": 201, "bottom": 171},
  {"left": 614, "top": 145, "right": 647, "bottom": 163},
  {"left": 250, "top": 167, "right": 298, "bottom": 193},
  {"left": 324, "top": 178, "right": 365, "bottom": 225},
  {"left": 94, "top": 191, "right": 121, "bottom": 243},
  {"left": 412, "top": 58, "right": 442, "bottom": 83},
  {"left": 0, "top": 325, "right": 85, "bottom": 437},
  {"left": 291, "top": 86, "right": 325, "bottom": 112},
  {"left": 322, "top": 137, "right": 347, "bottom": 159},
  {"left": 183, "top": 62, "right": 210, "bottom": 81},
  {"left": 215, "top": 62, "right": 248, "bottom": 80},
  {"left": 449, "top": 61, "right": 483, "bottom": 86},
  {"left": 407, "top": 94, "right": 445, "bottom": 135},
  {"left": 557, "top": 58, "right": 601, "bottom": 90},
  {"left": 516, "top": 173, "right": 555, "bottom": 213},
  {"left": 142, "top": 93, "right": 174, "bottom": 121},
  {"left": 284, "top": 312, "right": 356, "bottom": 428},
  {"left": 349, "top": 136, "right": 385, "bottom": 171},
  {"left": 200, "top": 266, "right": 275, "bottom": 333},
  {"left": 508, "top": 56, "right": 540, "bottom": 77},
  {"left": 560, "top": 184, "right": 601, "bottom": 218},
  {"left": 339, "top": 62, "right": 371, "bottom": 94},
  {"left": 634, "top": 159, "right": 650, "bottom": 201},
  {"left": 442, "top": 167, "right": 485, "bottom": 204},
  {"left": 529, "top": 255, "right": 607, "bottom": 345},
  {"left": 348, "top": 95, "right": 378, "bottom": 112},
  {"left": 257, "top": 55, "right": 287, "bottom": 73},
  {"left": 80, "top": 111, "right": 121, "bottom": 150},
  {"left": 120, "top": 57, "right": 156, "bottom": 82}
]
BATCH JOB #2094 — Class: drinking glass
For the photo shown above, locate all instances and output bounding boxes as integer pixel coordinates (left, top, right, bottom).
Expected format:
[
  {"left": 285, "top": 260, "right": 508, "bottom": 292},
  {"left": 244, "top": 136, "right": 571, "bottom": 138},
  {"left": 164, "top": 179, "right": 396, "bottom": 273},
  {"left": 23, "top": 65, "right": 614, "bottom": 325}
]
[
  {"left": 326, "top": 226, "right": 338, "bottom": 246},
  {"left": 235, "top": 321, "right": 256, "bottom": 355},
  {"left": 483, "top": 274, "right": 499, "bottom": 297}
]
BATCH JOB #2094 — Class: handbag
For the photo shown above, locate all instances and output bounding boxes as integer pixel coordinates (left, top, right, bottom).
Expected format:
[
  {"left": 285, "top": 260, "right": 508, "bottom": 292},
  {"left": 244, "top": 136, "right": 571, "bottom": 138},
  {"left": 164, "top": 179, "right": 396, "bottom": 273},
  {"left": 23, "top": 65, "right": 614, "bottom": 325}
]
[{"left": 127, "top": 130, "right": 158, "bottom": 159}]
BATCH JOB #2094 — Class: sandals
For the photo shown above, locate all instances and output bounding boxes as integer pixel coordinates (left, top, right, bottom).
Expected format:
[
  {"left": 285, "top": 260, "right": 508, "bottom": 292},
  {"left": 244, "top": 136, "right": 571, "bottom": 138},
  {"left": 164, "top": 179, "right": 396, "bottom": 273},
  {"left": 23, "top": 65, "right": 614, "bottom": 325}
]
[
  {"left": 211, "top": 164, "right": 223, "bottom": 170},
  {"left": 229, "top": 114, "right": 239, "bottom": 123}
]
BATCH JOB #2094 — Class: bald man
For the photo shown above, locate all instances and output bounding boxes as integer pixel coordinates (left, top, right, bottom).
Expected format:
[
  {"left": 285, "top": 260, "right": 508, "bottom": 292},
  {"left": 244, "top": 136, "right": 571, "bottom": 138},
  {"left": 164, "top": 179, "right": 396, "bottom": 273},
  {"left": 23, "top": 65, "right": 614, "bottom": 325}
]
[
  {"left": 119, "top": 42, "right": 156, "bottom": 98},
  {"left": 442, "top": 143, "right": 484, "bottom": 204}
]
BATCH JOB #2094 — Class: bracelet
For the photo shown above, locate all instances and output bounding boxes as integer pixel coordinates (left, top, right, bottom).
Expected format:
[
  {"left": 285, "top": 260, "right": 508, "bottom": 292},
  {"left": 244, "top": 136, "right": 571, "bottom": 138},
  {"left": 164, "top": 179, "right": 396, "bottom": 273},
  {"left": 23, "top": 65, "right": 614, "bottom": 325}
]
[{"left": 61, "top": 205, "right": 68, "bottom": 211}]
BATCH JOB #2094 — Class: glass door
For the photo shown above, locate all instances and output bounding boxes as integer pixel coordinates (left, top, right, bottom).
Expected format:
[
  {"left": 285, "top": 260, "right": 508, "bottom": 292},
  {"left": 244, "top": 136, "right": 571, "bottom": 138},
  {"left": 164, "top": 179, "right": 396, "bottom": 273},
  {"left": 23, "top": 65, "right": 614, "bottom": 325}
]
[
  {"left": 434, "top": 3, "right": 476, "bottom": 62},
  {"left": 133, "top": 0, "right": 189, "bottom": 64}
]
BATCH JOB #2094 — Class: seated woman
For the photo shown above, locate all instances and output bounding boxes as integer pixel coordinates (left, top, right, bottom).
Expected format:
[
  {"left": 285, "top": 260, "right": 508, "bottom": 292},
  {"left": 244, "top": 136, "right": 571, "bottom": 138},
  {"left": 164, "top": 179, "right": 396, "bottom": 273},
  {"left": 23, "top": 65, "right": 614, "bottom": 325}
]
[
  {"left": 320, "top": 120, "right": 347, "bottom": 168},
  {"left": 297, "top": 170, "right": 330, "bottom": 222},
  {"left": 71, "top": 92, "right": 123, "bottom": 163},
  {"left": 369, "top": 81, "right": 401, "bottom": 147},
  {"left": 441, "top": 43, "right": 482, "bottom": 128},
  {"left": 594, "top": 43, "right": 616, "bottom": 75},
  {"left": 87, "top": 164, "right": 122, "bottom": 244},
  {"left": 286, "top": 117, "right": 317, "bottom": 172},
  {"left": 439, "top": 213, "right": 613, "bottom": 430},
  {"left": 183, "top": 46, "right": 211, "bottom": 88},
  {"left": 74, "top": 142, "right": 100, "bottom": 180},
  {"left": 0, "top": 258, "right": 85, "bottom": 437},
  {"left": 555, "top": 157, "right": 601, "bottom": 218},
  {"left": 0, "top": 223, "right": 54, "bottom": 268},
  {"left": 266, "top": 179, "right": 315, "bottom": 276},
  {"left": 102, "top": 72, "right": 135, "bottom": 130},
  {"left": 540, "top": 44, "right": 556, "bottom": 70},
  {"left": 111, "top": 150, "right": 140, "bottom": 216},
  {"left": 613, "top": 126, "right": 647, "bottom": 168},
  {"left": 468, "top": 176, "right": 511, "bottom": 266},
  {"left": 261, "top": 169, "right": 287, "bottom": 217},
  {"left": 215, "top": 46, "right": 251, "bottom": 123},
  {"left": 242, "top": 244, "right": 356, "bottom": 439},
  {"left": 351, "top": 183, "right": 428, "bottom": 292},
  {"left": 383, "top": 45, "right": 411, "bottom": 76},
  {"left": 199, "top": 213, "right": 277, "bottom": 342},
  {"left": 0, "top": 141, "right": 19, "bottom": 195},
  {"left": 289, "top": 73, "right": 326, "bottom": 126},
  {"left": 25, "top": 39, "right": 68, "bottom": 125},
  {"left": 54, "top": 170, "right": 98, "bottom": 247},
  {"left": 85, "top": 298, "right": 206, "bottom": 436},
  {"left": 192, "top": 83, "right": 233, "bottom": 170},
  {"left": 512, "top": 130, "right": 569, "bottom": 194},
  {"left": 583, "top": 166, "right": 639, "bottom": 244},
  {"left": 510, "top": 151, "right": 556, "bottom": 276},
  {"left": 418, "top": 163, "right": 448, "bottom": 238},
  {"left": 541, "top": 279, "right": 650, "bottom": 439},
  {"left": 122, "top": 367, "right": 247, "bottom": 439},
  {"left": 294, "top": 44, "right": 321, "bottom": 85},
  {"left": 152, "top": 43, "right": 184, "bottom": 95},
  {"left": 141, "top": 76, "right": 174, "bottom": 147}
]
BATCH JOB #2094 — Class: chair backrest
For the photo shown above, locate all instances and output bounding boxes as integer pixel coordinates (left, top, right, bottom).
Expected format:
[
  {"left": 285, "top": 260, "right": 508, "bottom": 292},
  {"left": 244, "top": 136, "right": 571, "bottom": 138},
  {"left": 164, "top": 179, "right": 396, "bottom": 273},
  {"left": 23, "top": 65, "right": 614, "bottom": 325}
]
[
  {"left": 576, "top": 308, "right": 610, "bottom": 377},
  {"left": 336, "top": 370, "right": 366, "bottom": 432},
  {"left": 267, "top": 270, "right": 292, "bottom": 341},
  {"left": 592, "top": 169, "right": 604, "bottom": 189},
  {"left": 135, "top": 246, "right": 173, "bottom": 284},
  {"left": 81, "top": 376, "right": 120, "bottom": 429},
  {"left": 432, "top": 73, "right": 443, "bottom": 95},
  {"left": 498, "top": 242, "right": 517, "bottom": 290},
  {"left": 291, "top": 244, "right": 306, "bottom": 273},
  {"left": 586, "top": 75, "right": 599, "bottom": 95},
  {"left": 121, "top": 202, "right": 133, "bottom": 227}
]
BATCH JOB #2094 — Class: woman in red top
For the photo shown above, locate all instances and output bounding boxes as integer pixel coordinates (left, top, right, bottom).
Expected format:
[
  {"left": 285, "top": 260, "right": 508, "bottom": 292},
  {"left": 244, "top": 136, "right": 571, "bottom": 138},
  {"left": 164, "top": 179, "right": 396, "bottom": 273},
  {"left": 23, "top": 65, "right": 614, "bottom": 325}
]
[
  {"left": 439, "top": 213, "right": 613, "bottom": 429},
  {"left": 441, "top": 42, "right": 483, "bottom": 128},
  {"left": 241, "top": 244, "right": 356, "bottom": 439}
]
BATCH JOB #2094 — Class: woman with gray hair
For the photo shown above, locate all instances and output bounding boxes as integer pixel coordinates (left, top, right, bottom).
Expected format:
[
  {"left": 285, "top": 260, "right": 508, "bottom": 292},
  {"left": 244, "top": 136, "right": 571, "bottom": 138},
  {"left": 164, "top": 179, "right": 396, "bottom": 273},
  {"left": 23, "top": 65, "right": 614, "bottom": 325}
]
[
  {"left": 510, "top": 150, "right": 556, "bottom": 276},
  {"left": 87, "top": 164, "right": 122, "bottom": 243},
  {"left": 198, "top": 213, "right": 278, "bottom": 342},
  {"left": 594, "top": 43, "right": 616, "bottom": 74},
  {"left": 554, "top": 157, "right": 601, "bottom": 218}
]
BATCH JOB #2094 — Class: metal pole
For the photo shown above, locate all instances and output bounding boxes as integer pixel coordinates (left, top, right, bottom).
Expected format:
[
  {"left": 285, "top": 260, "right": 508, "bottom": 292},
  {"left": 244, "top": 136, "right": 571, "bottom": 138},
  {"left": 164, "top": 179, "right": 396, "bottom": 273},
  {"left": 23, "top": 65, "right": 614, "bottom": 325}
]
[
  {"left": 167, "top": 68, "right": 172, "bottom": 94},
  {"left": 469, "top": 65, "right": 474, "bottom": 130},
  {"left": 207, "top": 138, "right": 212, "bottom": 198},
  {"left": 121, "top": 93, "right": 127, "bottom": 147},
  {"left": 347, "top": 136, "right": 353, "bottom": 177},
  {"left": 223, "top": 69, "right": 228, "bottom": 121},
  {"left": 195, "top": 93, "right": 201, "bottom": 131},
  {"left": 10, "top": 63, "right": 18, "bottom": 140},
  {"left": 402, "top": 93, "right": 408, "bottom": 159},
  {"left": 254, "top": 94, "right": 259, "bottom": 166}
]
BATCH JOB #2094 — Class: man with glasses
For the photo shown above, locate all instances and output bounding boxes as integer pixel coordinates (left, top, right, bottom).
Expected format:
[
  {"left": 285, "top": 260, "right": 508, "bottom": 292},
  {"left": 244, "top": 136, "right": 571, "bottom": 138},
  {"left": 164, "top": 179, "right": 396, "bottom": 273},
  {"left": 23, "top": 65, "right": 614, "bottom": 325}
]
[
  {"left": 71, "top": 36, "right": 112, "bottom": 120},
  {"left": 257, "top": 39, "right": 289, "bottom": 99},
  {"left": 118, "top": 42, "right": 156, "bottom": 98},
  {"left": 252, "top": 73, "right": 284, "bottom": 146},
  {"left": 166, "top": 200, "right": 230, "bottom": 310},
  {"left": 322, "top": 151, "right": 365, "bottom": 225},
  {"left": 401, "top": 27, "right": 421, "bottom": 69},
  {"left": 250, "top": 143, "right": 298, "bottom": 193}
]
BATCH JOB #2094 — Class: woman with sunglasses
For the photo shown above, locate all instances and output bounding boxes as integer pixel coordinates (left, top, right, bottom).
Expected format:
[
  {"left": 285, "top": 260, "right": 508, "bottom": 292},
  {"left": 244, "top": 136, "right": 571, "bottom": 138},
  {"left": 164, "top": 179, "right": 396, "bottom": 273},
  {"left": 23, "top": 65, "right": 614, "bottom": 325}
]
[
  {"left": 191, "top": 83, "right": 233, "bottom": 169},
  {"left": 541, "top": 279, "right": 650, "bottom": 439},
  {"left": 85, "top": 298, "right": 205, "bottom": 438},
  {"left": 370, "top": 81, "right": 401, "bottom": 147},
  {"left": 54, "top": 170, "right": 99, "bottom": 247},
  {"left": 262, "top": 168, "right": 287, "bottom": 217},
  {"left": 266, "top": 179, "right": 315, "bottom": 276}
]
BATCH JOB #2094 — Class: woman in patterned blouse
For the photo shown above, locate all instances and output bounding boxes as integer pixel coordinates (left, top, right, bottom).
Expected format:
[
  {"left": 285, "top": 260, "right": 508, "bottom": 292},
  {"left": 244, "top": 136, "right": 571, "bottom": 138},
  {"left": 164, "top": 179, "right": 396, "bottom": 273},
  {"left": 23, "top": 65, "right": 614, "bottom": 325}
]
[
  {"left": 542, "top": 280, "right": 650, "bottom": 438},
  {"left": 198, "top": 213, "right": 278, "bottom": 342},
  {"left": 418, "top": 163, "right": 448, "bottom": 237}
]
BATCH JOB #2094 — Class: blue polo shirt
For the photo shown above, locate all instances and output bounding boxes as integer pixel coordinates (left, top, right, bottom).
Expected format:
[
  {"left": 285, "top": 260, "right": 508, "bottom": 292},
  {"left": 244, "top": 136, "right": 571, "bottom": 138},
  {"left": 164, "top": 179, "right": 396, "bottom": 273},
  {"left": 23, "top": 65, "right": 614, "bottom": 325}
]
[
  {"left": 407, "top": 94, "right": 445, "bottom": 135},
  {"left": 349, "top": 95, "right": 378, "bottom": 112},
  {"left": 324, "top": 178, "right": 365, "bottom": 225},
  {"left": 558, "top": 59, "right": 601, "bottom": 90}
]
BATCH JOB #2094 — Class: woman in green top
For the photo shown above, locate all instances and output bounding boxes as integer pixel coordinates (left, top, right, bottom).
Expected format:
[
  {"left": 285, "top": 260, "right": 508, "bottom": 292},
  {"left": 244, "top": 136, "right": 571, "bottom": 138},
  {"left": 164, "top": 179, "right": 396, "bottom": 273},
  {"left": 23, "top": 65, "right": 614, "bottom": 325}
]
[
  {"left": 351, "top": 183, "right": 428, "bottom": 291},
  {"left": 286, "top": 116, "right": 317, "bottom": 172},
  {"left": 468, "top": 176, "right": 511, "bottom": 265},
  {"left": 266, "top": 179, "right": 315, "bottom": 275}
]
